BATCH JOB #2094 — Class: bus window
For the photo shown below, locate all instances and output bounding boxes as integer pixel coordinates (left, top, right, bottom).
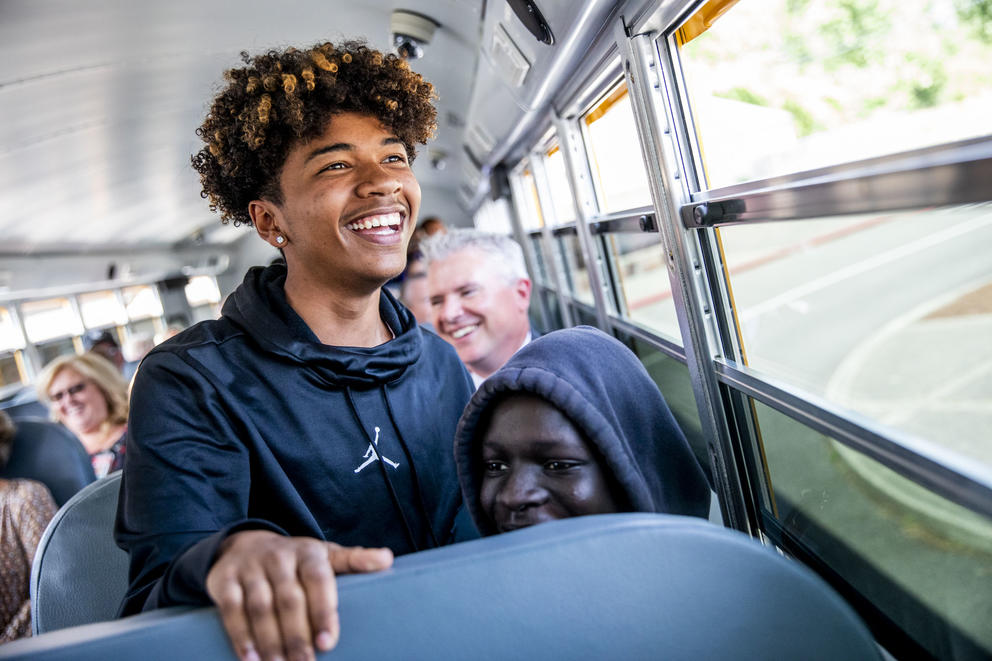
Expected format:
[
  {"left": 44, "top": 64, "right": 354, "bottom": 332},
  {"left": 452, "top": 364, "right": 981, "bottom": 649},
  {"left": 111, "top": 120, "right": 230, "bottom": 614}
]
[
  {"left": 473, "top": 198, "right": 514, "bottom": 236},
  {"left": 605, "top": 231, "right": 679, "bottom": 342},
  {"left": 78, "top": 291, "right": 127, "bottom": 330},
  {"left": 517, "top": 169, "right": 545, "bottom": 232},
  {"left": 718, "top": 202, "right": 992, "bottom": 474},
  {"left": 184, "top": 276, "right": 221, "bottom": 323},
  {"left": 583, "top": 83, "right": 653, "bottom": 212},
  {"left": 544, "top": 145, "right": 578, "bottom": 226},
  {"left": 535, "top": 286, "right": 565, "bottom": 332},
  {"left": 0, "top": 307, "right": 27, "bottom": 390},
  {"left": 554, "top": 230, "right": 594, "bottom": 306},
  {"left": 121, "top": 285, "right": 164, "bottom": 338},
  {"left": 21, "top": 297, "right": 83, "bottom": 364},
  {"left": 678, "top": 0, "right": 992, "bottom": 188},
  {"left": 750, "top": 399, "right": 992, "bottom": 657}
]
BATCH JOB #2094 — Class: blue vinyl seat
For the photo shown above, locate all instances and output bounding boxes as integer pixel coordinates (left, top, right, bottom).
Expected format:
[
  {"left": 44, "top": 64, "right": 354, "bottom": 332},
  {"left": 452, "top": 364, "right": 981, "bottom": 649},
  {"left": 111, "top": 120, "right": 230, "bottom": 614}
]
[
  {"left": 4, "top": 513, "right": 880, "bottom": 660},
  {"left": 0, "top": 418, "right": 95, "bottom": 507},
  {"left": 30, "top": 471, "right": 128, "bottom": 634}
]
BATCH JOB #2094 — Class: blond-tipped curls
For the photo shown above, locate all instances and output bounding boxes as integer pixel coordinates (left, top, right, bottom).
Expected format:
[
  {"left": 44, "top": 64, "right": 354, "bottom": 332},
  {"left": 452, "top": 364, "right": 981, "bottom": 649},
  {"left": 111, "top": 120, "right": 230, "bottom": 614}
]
[{"left": 192, "top": 40, "right": 437, "bottom": 226}]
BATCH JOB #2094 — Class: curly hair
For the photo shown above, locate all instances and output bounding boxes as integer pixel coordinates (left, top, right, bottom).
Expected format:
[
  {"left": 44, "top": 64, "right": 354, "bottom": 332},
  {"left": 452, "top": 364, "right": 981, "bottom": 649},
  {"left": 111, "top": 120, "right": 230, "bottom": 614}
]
[{"left": 191, "top": 40, "right": 438, "bottom": 227}]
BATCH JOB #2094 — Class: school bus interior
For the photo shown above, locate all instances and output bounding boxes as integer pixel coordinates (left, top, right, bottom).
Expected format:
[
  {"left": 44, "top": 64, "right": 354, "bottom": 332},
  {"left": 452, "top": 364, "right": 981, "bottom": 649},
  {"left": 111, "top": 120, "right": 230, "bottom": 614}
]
[{"left": 2, "top": 0, "right": 991, "bottom": 659}]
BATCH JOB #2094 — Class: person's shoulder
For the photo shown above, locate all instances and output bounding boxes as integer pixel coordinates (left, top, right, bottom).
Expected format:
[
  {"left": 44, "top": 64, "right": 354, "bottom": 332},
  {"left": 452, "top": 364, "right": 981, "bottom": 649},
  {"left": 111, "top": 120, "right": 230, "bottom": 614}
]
[
  {"left": 415, "top": 326, "right": 473, "bottom": 384},
  {"left": 418, "top": 325, "right": 458, "bottom": 359},
  {"left": 156, "top": 316, "right": 239, "bottom": 350},
  {"left": 2, "top": 478, "right": 55, "bottom": 507}
]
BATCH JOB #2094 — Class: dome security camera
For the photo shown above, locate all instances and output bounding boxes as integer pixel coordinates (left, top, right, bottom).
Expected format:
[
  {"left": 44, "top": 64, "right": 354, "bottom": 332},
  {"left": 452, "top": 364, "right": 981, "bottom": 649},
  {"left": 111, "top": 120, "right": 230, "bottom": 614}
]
[{"left": 391, "top": 9, "right": 440, "bottom": 60}]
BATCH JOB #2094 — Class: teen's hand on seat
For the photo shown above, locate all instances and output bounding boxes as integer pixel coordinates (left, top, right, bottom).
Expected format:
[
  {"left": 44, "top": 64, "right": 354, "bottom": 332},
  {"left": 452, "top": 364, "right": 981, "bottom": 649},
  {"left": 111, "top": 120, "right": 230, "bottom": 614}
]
[{"left": 206, "top": 530, "right": 394, "bottom": 661}]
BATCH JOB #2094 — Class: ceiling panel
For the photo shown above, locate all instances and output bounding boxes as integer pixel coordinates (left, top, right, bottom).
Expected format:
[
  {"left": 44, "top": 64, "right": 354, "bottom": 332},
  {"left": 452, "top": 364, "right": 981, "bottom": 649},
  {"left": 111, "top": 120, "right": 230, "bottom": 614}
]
[{"left": 0, "top": 0, "right": 482, "bottom": 255}]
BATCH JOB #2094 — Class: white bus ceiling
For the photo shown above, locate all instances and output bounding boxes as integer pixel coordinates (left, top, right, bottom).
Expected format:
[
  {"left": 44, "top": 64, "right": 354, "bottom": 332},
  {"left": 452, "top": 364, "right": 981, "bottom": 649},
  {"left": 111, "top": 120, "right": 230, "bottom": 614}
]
[{"left": 0, "top": 0, "right": 625, "bottom": 297}]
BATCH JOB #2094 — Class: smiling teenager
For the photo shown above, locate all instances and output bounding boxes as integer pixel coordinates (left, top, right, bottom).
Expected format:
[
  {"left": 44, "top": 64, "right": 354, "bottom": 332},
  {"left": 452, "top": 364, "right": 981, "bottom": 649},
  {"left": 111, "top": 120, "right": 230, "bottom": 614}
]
[{"left": 115, "top": 42, "right": 474, "bottom": 661}]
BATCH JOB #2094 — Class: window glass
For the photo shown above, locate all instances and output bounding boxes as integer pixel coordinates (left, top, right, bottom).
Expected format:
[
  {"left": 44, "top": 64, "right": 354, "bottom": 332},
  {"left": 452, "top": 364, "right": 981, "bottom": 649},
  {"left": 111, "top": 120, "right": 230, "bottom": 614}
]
[
  {"left": 127, "top": 317, "right": 162, "bottom": 340},
  {"left": 678, "top": 0, "right": 992, "bottom": 188},
  {"left": 78, "top": 290, "right": 127, "bottom": 329},
  {"left": 189, "top": 304, "right": 220, "bottom": 324},
  {"left": 20, "top": 298, "right": 83, "bottom": 343},
  {"left": 555, "top": 233, "right": 593, "bottom": 305},
  {"left": 0, "top": 307, "right": 25, "bottom": 352},
  {"left": 122, "top": 285, "right": 164, "bottom": 320},
  {"left": 517, "top": 169, "right": 545, "bottom": 231},
  {"left": 584, "top": 83, "right": 653, "bottom": 211},
  {"left": 0, "top": 353, "right": 22, "bottom": 389},
  {"left": 473, "top": 198, "right": 514, "bottom": 235},
  {"left": 544, "top": 146, "right": 577, "bottom": 225},
  {"left": 527, "top": 233, "right": 549, "bottom": 285},
  {"left": 538, "top": 287, "right": 564, "bottom": 331},
  {"left": 751, "top": 399, "right": 992, "bottom": 658},
  {"left": 719, "top": 202, "right": 992, "bottom": 476},
  {"left": 570, "top": 303, "right": 598, "bottom": 327},
  {"left": 605, "top": 232, "right": 681, "bottom": 342},
  {"left": 184, "top": 276, "right": 221, "bottom": 307},
  {"left": 36, "top": 337, "right": 77, "bottom": 366}
]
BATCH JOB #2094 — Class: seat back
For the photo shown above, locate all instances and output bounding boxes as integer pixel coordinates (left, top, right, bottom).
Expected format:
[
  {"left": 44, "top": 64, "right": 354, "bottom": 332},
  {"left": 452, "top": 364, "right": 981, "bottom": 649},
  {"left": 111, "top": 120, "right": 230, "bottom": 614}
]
[
  {"left": 0, "top": 386, "right": 49, "bottom": 420},
  {"left": 30, "top": 471, "right": 129, "bottom": 634},
  {"left": 0, "top": 418, "right": 95, "bottom": 507},
  {"left": 5, "top": 513, "right": 880, "bottom": 659}
]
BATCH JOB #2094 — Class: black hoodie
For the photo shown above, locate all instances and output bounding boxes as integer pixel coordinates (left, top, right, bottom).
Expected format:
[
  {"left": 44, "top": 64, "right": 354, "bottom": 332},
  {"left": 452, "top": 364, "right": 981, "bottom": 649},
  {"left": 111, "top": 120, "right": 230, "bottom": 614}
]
[
  {"left": 454, "top": 326, "right": 710, "bottom": 536},
  {"left": 115, "top": 264, "right": 474, "bottom": 615}
]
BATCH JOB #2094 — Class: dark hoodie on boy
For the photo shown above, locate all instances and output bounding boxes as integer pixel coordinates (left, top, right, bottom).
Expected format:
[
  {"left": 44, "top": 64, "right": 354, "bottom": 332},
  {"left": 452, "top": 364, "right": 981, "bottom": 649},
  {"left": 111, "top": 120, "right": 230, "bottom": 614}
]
[
  {"left": 115, "top": 264, "right": 474, "bottom": 615},
  {"left": 454, "top": 326, "right": 710, "bottom": 535}
]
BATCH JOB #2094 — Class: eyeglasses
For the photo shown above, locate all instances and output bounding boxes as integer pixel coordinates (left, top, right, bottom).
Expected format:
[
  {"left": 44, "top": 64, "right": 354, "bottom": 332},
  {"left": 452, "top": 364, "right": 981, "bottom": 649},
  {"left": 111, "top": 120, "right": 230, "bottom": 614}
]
[{"left": 49, "top": 381, "right": 88, "bottom": 402}]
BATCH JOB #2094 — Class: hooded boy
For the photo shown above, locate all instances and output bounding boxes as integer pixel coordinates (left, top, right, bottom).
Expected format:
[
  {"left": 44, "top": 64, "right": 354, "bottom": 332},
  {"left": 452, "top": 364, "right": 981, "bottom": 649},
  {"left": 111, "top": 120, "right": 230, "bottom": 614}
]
[{"left": 454, "top": 326, "right": 711, "bottom": 535}]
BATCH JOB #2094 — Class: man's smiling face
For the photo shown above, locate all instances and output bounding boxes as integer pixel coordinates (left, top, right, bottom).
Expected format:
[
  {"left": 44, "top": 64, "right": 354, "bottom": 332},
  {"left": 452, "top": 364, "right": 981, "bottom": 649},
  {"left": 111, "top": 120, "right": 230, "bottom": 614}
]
[{"left": 428, "top": 247, "right": 531, "bottom": 378}]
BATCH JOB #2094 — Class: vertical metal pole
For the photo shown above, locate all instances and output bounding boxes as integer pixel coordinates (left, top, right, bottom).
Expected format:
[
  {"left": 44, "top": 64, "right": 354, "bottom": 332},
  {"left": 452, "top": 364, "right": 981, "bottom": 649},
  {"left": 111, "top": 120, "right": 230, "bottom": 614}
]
[
  {"left": 554, "top": 116, "right": 613, "bottom": 330},
  {"left": 529, "top": 154, "right": 575, "bottom": 328},
  {"left": 10, "top": 304, "right": 40, "bottom": 380},
  {"left": 617, "top": 19, "right": 754, "bottom": 534}
]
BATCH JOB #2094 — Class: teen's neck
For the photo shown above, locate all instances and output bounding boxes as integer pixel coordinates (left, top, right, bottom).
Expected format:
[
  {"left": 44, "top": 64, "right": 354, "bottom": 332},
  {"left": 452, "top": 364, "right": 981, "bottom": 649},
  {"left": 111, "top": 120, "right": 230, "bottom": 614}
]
[{"left": 284, "top": 272, "right": 392, "bottom": 347}]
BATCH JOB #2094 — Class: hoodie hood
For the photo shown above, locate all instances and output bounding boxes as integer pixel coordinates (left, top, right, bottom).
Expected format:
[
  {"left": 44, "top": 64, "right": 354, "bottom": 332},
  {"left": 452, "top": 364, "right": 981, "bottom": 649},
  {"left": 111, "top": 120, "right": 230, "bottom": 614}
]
[
  {"left": 455, "top": 326, "right": 711, "bottom": 535},
  {"left": 223, "top": 264, "right": 422, "bottom": 387}
]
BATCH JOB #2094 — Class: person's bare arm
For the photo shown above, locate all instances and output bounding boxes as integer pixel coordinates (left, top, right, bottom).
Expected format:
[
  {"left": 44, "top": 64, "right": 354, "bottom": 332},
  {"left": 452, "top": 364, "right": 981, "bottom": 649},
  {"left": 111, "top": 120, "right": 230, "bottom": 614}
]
[{"left": 206, "top": 530, "right": 394, "bottom": 661}]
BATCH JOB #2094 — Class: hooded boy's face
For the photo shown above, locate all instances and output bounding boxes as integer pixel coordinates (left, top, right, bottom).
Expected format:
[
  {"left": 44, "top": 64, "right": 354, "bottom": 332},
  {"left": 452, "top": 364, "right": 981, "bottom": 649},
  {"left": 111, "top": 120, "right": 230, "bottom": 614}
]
[{"left": 479, "top": 394, "right": 620, "bottom": 533}]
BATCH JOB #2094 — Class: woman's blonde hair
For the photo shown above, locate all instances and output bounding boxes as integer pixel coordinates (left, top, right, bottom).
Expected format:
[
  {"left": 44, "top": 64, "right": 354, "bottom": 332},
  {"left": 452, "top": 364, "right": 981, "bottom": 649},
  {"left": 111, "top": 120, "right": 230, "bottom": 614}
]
[{"left": 36, "top": 352, "right": 129, "bottom": 427}]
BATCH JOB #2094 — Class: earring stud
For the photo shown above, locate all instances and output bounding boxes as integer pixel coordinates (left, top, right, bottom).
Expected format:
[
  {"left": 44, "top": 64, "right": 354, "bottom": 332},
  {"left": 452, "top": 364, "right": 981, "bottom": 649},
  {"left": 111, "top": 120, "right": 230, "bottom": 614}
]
[{"left": 276, "top": 235, "right": 285, "bottom": 244}]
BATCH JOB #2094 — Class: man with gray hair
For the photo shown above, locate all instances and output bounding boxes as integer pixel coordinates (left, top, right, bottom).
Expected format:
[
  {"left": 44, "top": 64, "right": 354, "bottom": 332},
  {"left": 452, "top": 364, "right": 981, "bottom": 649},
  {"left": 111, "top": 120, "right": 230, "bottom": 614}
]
[{"left": 421, "top": 229, "right": 532, "bottom": 387}]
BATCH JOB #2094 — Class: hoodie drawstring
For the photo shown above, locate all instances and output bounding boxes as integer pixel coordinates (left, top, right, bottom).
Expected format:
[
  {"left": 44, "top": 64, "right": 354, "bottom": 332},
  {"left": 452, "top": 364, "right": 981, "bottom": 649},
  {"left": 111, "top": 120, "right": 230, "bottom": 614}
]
[
  {"left": 383, "top": 385, "right": 440, "bottom": 548},
  {"left": 344, "top": 387, "right": 419, "bottom": 552}
]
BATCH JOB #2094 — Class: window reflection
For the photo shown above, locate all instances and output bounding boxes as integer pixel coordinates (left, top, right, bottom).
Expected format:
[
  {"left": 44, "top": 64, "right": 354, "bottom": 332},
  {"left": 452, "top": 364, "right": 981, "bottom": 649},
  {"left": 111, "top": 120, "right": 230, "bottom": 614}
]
[
  {"left": 720, "top": 203, "right": 992, "bottom": 475},
  {"left": 555, "top": 233, "right": 593, "bottom": 305},
  {"left": 678, "top": 0, "right": 992, "bottom": 187},
  {"left": 752, "top": 399, "right": 992, "bottom": 658},
  {"left": 545, "top": 146, "right": 577, "bottom": 225},
  {"left": 584, "top": 83, "right": 653, "bottom": 212},
  {"left": 606, "top": 232, "right": 681, "bottom": 342}
]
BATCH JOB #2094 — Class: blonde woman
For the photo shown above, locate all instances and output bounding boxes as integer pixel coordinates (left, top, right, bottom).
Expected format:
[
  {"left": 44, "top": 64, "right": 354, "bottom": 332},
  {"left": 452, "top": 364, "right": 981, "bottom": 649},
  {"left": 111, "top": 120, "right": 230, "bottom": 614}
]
[{"left": 37, "top": 352, "right": 129, "bottom": 478}]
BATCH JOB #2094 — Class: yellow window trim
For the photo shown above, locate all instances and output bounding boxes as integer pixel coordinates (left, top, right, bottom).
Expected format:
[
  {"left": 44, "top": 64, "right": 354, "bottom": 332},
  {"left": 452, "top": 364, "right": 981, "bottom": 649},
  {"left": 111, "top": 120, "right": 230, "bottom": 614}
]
[
  {"left": 676, "top": 0, "right": 741, "bottom": 46},
  {"left": 584, "top": 83, "right": 629, "bottom": 126}
]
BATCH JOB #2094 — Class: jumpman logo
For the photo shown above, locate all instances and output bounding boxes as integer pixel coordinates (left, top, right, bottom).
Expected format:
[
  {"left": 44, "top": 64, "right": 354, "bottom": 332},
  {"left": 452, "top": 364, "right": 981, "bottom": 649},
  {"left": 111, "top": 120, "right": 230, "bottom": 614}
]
[{"left": 354, "top": 426, "right": 400, "bottom": 473}]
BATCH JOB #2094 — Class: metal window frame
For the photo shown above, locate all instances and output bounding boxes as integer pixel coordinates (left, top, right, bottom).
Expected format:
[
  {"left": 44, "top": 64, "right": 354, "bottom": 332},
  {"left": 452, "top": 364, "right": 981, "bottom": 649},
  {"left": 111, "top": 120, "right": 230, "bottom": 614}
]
[
  {"left": 619, "top": 20, "right": 756, "bottom": 534},
  {"left": 528, "top": 153, "right": 576, "bottom": 328},
  {"left": 715, "top": 358, "right": 992, "bottom": 520},
  {"left": 682, "top": 137, "right": 992, "bottom": 228}
]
